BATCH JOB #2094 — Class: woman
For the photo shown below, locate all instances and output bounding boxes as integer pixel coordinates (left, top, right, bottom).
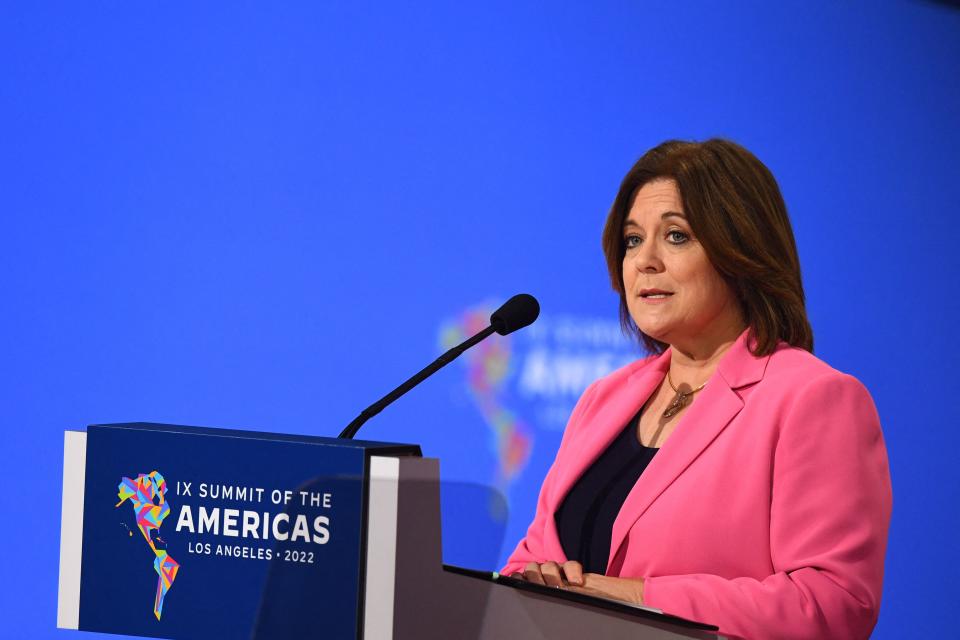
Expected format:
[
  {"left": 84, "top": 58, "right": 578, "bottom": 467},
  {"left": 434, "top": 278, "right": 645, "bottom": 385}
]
[{"left": 501, "top": 139, "right": 891, "bottom": 639}]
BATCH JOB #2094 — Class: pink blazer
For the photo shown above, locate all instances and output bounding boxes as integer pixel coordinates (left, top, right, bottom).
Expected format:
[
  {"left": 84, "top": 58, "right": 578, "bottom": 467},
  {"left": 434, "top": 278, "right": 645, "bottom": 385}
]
[{"left": 502, "top": 331, "right": 892, "bottom": 640}]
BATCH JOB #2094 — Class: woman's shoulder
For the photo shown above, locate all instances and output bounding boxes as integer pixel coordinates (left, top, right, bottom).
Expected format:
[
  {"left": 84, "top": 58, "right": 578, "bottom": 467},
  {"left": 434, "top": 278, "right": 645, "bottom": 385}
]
[
  {"left": 589, "top": 352, "right": 663, "bottom": 393},
  {"left": 571, "top": 352, "right": 663, "bottom": 412},
  {"left": 760, "top": 345, "right": 885, "bottom": 458},
  {"left": 763, "top": 342, "right": 873, "bottom": 399},
  {"left": 611, "top": 351, "right": 662, "bottom": 378}
]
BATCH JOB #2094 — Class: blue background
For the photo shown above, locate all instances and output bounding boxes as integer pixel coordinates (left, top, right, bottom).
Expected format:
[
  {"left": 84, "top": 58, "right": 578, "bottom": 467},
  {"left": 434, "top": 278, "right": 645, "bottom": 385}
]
[{"left": 1, "top": 2, "right": 958, "bottom": 638}]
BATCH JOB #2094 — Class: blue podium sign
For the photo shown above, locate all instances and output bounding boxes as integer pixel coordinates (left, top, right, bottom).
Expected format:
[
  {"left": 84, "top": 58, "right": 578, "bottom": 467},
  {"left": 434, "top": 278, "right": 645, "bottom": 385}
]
[{"left": 59, "top": 423, "right": 419, "bottom": 640}]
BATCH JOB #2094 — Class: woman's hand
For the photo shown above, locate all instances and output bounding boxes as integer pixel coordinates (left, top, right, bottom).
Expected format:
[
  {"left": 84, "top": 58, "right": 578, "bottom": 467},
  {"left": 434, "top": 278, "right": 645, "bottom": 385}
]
[
  {"left": 564, "top": 573, "right": 645, "bottom": 606},
  {"left": 510, "top": 561, "right": 645, "bottom": 605},
  {"left": 513, "top": 561, "right": 586, "bottom": 587}
]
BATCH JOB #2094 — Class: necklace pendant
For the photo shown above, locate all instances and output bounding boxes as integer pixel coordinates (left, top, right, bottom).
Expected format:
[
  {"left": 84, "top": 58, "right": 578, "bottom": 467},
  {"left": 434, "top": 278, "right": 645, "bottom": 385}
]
[{"left": 662, "top": 391, "right": 689, "bottom": 419}]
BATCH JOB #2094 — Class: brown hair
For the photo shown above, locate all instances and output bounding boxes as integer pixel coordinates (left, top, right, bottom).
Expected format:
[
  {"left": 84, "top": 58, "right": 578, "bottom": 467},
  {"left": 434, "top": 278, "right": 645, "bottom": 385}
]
[{"left": 601, "top": 139, "right": 813, "bottom": 356}]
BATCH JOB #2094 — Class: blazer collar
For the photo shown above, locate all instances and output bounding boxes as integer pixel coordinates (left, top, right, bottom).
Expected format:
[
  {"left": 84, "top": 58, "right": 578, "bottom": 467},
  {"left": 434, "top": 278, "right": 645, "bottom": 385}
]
[
  {"left": 716, "top": 329, "right": 770, "bottom": 390},
  {"left": 606, "top": 329, "right": 772, "bottom": 571},
  {"left": 545, "top": 351, "right": 670, "bottom": 561}
]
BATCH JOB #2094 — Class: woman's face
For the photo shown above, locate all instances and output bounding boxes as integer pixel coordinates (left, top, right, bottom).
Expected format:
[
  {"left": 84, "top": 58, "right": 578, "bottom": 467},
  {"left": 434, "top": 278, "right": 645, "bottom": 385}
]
[{"left": 622, "top": 179, "right": 743, "bottom": 350}]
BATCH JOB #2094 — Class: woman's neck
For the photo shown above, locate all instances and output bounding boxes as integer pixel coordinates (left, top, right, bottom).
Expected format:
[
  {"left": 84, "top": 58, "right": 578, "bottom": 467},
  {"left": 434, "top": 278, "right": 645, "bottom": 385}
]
[{"left": 667, "top": 322, "right": 746, "bottom": 387}]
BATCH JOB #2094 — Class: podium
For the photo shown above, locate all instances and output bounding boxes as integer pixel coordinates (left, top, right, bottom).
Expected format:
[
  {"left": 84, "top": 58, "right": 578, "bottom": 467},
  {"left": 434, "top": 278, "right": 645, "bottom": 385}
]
[{"left": 58, "top": 423, "right": 722, "bottom": 639}]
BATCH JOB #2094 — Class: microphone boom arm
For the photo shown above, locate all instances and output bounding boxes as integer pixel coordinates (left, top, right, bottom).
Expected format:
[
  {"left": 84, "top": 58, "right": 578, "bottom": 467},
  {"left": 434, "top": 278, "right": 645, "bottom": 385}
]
[{"left": 337, "top": 324, "right": 496, "bottom": 439}]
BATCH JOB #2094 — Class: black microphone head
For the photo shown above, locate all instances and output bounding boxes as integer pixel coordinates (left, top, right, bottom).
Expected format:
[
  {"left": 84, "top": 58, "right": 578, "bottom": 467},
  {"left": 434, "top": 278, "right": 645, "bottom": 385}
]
[{"left": 490, "top": 293, "right": 540, "bottom": 336}]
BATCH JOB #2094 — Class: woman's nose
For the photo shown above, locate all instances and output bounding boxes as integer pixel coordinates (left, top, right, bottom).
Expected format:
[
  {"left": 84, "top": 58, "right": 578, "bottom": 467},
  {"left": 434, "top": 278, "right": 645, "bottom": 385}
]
[{"left": 632, "top": 241, "right": 664, "bottom": 273}]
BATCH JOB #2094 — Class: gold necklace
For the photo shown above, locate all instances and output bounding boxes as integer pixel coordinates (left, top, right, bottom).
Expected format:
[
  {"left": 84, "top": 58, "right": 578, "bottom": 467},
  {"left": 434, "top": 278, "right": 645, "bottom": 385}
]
[{"left": 662, "top": 370, "right": 707, "bottom": 419}]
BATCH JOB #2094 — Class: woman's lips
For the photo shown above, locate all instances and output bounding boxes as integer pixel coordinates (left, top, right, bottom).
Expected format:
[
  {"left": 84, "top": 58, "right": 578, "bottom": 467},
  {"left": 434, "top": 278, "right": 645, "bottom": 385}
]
[{"left": 639, "top": 290, "right": 674, "bottom": 304}]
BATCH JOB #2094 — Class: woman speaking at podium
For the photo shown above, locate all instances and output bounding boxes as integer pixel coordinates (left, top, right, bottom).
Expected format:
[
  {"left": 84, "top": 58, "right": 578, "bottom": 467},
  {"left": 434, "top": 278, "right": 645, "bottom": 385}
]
[{"left": 502, "top": 139, "right": 891, "bottom": 639}]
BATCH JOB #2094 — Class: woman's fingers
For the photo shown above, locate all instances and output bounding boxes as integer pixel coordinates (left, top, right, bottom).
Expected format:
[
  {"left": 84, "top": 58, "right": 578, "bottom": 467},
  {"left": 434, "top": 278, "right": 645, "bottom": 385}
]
[
  {"left": 562, "top": 560, "right": 584, "bottom": 586},
  {"left": 539, "top": 561, "right": 565, "bottom": 587},
  {"left": 524, "top": 561, "right": 547, "bottom": 585},
  {"left": 521, "top": 561, "right": 585, "bottom": 587}
]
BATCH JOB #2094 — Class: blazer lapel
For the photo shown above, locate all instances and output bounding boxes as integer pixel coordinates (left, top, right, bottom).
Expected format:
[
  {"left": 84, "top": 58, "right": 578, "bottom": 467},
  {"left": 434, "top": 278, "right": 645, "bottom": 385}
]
[
  {"left": 606, "top": 330, "right": 771, "bottom": 571},
  {"left": 549, "top": 351, "right": 671, "bottom": 523}
]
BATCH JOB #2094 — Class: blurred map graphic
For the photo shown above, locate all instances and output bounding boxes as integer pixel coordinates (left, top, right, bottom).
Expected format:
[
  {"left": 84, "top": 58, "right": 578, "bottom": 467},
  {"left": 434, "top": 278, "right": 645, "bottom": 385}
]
[{"left": 439, "top": 303, "right": 640, "bottom": 529}]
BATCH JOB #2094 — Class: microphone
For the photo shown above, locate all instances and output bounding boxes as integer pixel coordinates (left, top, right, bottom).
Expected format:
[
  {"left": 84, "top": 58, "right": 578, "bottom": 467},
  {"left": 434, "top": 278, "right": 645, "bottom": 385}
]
[
  {"left": 338, "top": 294, "right": 540, "bottom": 439},
  {"left": 490, "top": 293, "right": 539, "bottom": 336}
]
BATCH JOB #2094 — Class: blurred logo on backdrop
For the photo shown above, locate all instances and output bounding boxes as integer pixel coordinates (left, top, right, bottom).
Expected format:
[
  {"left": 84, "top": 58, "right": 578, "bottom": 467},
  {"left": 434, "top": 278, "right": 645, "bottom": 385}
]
[{"left": 438, "top": 301, "right": 640, "bottom": 520}]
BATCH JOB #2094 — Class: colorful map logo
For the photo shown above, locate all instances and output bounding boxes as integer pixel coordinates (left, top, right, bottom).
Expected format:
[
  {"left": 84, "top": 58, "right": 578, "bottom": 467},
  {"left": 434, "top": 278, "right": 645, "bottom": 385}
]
[
  {"left": 116, "top": 471, "right": 180, "bottom": 620},
  {"left": 439, "top": 306, "right": 640, "bottom": 531},
  {"left": 440, "top": 305, "right": 532, "bottom": 520}
]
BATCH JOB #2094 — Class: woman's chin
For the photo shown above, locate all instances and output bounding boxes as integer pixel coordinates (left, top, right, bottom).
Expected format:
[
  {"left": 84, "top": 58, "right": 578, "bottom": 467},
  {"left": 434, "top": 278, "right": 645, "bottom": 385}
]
[{"left": 637, "top": 325, "right": 672, "bottom": 344}]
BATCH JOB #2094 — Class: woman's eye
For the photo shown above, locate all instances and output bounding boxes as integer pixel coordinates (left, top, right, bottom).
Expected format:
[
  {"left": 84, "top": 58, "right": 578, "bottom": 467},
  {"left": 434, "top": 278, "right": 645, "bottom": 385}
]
[
  {"left": 624, "top": 234, "right": 642, "bottom": 249},
  {"left": 667, "top": 230, "right": 690, "bottom": 244}
]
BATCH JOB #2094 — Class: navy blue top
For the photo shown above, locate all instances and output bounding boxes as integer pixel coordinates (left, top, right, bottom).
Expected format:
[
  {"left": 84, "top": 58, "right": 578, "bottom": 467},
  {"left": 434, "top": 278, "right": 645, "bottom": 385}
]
[{"left": 554, "top": 414, "right": 659, "bottom": 574}]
